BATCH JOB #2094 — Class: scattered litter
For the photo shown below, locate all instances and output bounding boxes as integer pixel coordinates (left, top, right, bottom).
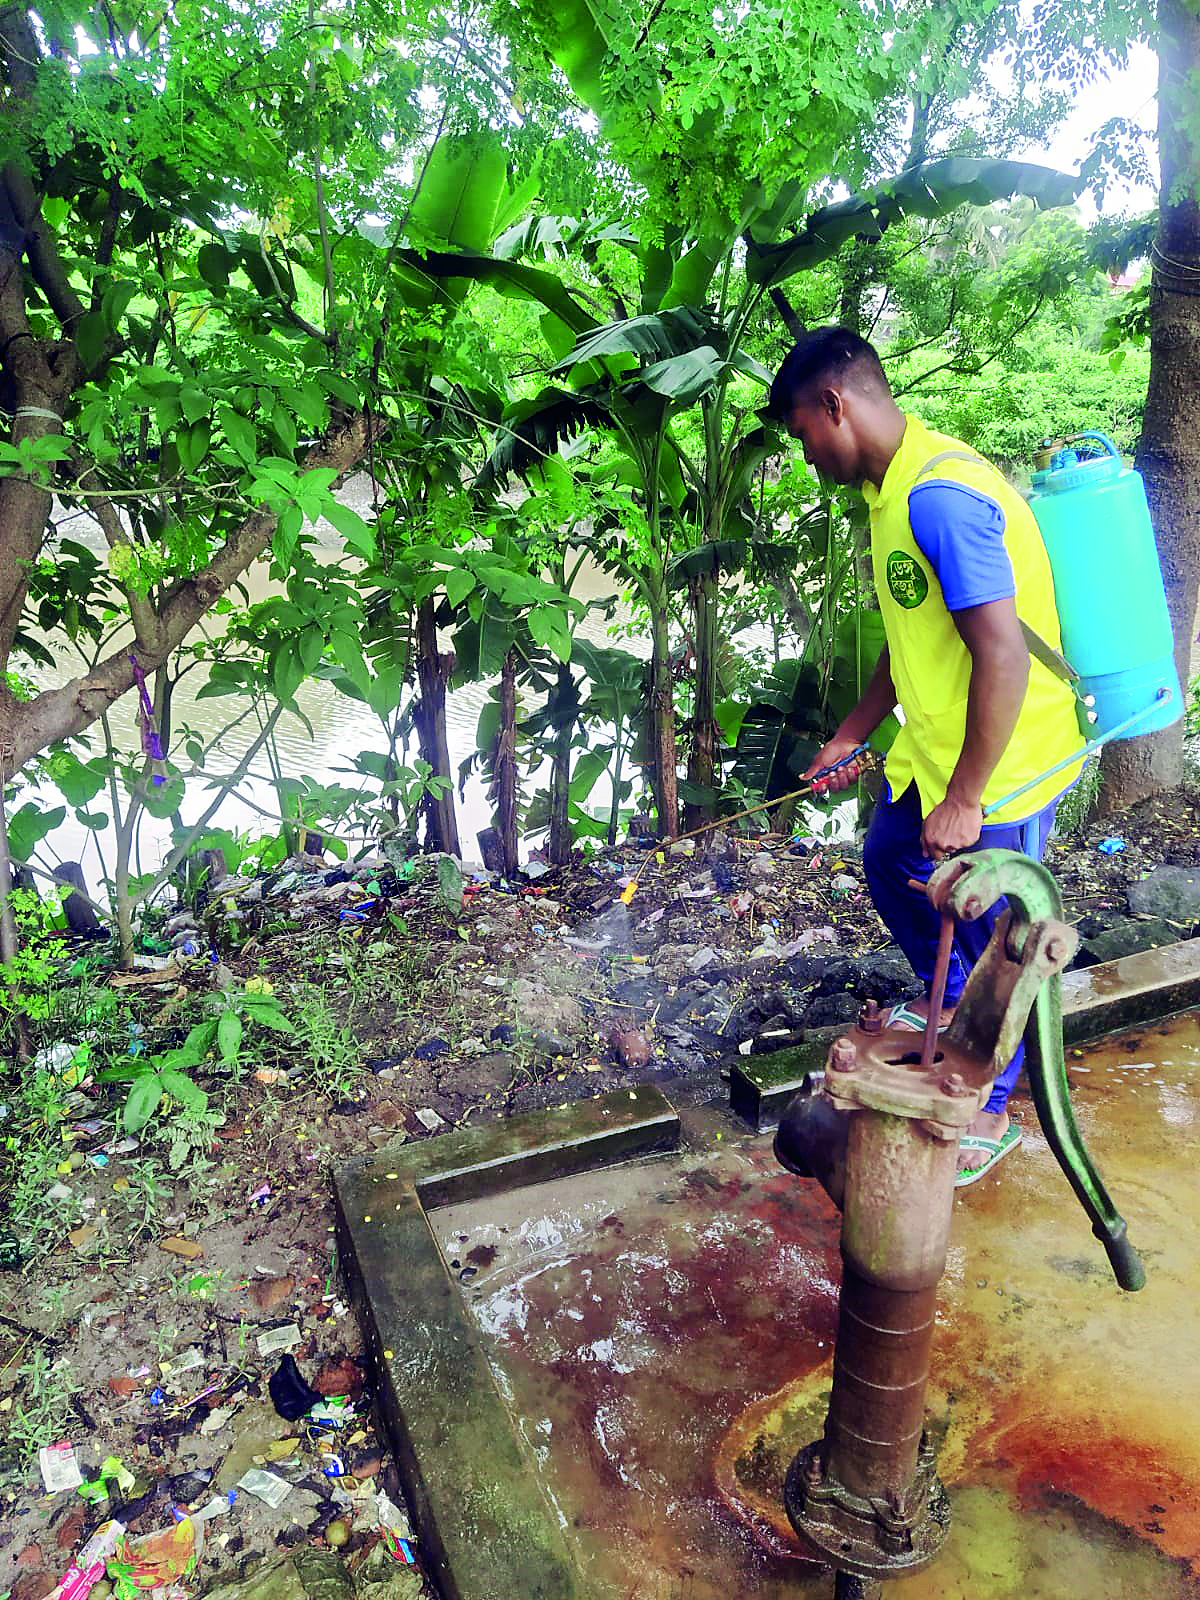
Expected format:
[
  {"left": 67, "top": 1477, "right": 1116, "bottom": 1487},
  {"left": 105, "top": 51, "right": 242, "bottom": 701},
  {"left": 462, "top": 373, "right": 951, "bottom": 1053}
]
[
  {"left": 46, "top": 1181, "right": 74, "bottom": 1203},
  {"left": 412, "top": 1038, "right": 450, "bottom": 1060},
  {"left": 265, "top": 1437, "right": 301, "bottom": 1461},
  {"left": 111, "top": 1513, "right": 200, "bottom": 1593},
  {"left": 383, "top": 1529, "right": 417, "bottom": 1564},
  {"left": 414, "top": 1108, "right": 445, "bottom": 1132},
  {"left": 268, "top": 1353, "right": 322, "bottom": 1421},
  {"left": 112, "top": 957, "right": 183, "bottom": 985},
  {"left": 1098, "top": 837, "right": 1126, "bottom": 855},
  {"left": 236, "top": 1467, "right": 294, "bottom": 1507},
  {"left": 199, "top": 1407, "right": 235, "bottom": 1437},
  {"left": 619, "top": 881, "right": 638, "bottom": 905},
  {"left": 40, "top": 1441, "right": 84, "bottom": 1494},
  {"left": 307, "top": 1399, "right": 353, "bottom": 1427},
  {"left": 190, "top": 1492, "right": 236, "bottom": 1522},
  {"left": 686, "top": 946, "right": 718, "bottom": 972},
  {"left": 256, "top": 1324, "right": 303, "bottom": 1357},
  {"left": 158, "top": 1236, "right": 204, "bottom": 1261},
  {"left": 783, "top": 926, "right": 838, "bottom": 953},
  {"left": 832, "top": 873, "right": 858, "bottom": 891},
  {"left": 51, "top": 1516, "right": 124, "bottom": 1599},
  {"left": 78, "top": 1455, "right": 136, "bottom": 1504},
  {"left": 246, "top": 1183, "right": 271, "bottom": 1208},
  {"left": 375, "top": 1490, "right": 412, "bottom": 1540},
  {"left": 161, "top": 1346, "right": 204, "bottom": 1377}
]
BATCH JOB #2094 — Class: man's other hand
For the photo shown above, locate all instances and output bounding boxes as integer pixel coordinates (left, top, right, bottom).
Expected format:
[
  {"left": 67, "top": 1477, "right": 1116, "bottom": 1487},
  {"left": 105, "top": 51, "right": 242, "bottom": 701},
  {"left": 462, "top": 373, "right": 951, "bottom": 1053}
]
[
  {"left": 804, "top": 735, "right": 867, "bottom": 797},
  {"left": 920, "top": 795, "right": 983, "bottom": 861}
]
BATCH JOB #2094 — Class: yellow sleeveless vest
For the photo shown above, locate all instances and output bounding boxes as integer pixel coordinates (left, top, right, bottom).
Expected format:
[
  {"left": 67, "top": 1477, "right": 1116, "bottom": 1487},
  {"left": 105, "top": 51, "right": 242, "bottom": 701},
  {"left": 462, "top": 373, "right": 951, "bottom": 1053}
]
[{"left": 863, "top": 417, "right": 1084, "bottom": 824}]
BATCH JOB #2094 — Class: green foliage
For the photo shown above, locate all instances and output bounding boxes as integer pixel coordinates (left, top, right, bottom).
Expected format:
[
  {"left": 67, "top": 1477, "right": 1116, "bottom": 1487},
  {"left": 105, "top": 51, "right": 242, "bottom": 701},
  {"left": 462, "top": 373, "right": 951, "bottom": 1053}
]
[
  {"left": 0, "top": 891, "right": 65, "bottom": 1031},
  {"left": 893, "top": 327, "right": 1151, "bottom": 471},
  {"left": 97, "top": 986, "right": 293, "bottom": 1134}
]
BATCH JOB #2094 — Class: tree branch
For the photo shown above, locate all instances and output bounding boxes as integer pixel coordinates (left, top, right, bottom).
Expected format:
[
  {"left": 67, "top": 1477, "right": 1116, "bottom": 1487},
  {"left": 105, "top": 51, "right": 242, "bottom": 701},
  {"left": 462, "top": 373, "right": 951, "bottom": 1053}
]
[
  {"left": 256, "top": 233, "right": 332, "bottom": 345},
  {"left": 130, "top": 699, "right": 287, "bottom": 907},
  {"left": 1, "top": 163, "right": 86, "bottom": 331},
  {"left": 307, "top": 0, "right": 336, "bottom": 344},
  {"left": 1, "top": 409, "right": 384, "bottom": 776},
  {"left": 86, "top": 490, "right": 164, "bottom": 652},
  {"left": 891, "top": 292, "right": 1046, "bottom": 398}
]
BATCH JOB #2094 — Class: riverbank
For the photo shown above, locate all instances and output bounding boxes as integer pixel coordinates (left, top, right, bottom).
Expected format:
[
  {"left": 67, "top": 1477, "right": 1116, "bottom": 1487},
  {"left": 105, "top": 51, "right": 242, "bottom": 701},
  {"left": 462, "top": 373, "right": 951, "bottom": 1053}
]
[{"left": 3, "top": 785, "right": 1199, "bottom": 1600}]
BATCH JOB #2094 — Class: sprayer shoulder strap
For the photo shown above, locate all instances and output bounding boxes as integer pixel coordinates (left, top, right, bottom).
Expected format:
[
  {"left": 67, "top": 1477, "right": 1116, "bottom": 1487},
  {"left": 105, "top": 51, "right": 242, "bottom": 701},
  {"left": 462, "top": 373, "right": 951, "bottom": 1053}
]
[{"left": 911, "top": 452, "right": 1079, "bottom": 687}]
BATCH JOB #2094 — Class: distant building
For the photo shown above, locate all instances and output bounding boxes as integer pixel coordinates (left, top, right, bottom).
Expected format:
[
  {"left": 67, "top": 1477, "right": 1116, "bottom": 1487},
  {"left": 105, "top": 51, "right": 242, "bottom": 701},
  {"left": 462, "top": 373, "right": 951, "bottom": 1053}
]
[{"left": 1108, "top": 260, "right": 1146, "bottom": 293}]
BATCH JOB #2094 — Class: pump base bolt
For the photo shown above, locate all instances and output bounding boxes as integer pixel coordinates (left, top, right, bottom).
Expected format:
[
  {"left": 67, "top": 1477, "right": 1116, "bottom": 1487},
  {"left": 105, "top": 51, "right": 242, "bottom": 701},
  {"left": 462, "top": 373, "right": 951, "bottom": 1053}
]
[
  {"left": 785, "top": 1438, "right": 950, "bottom": 1581},
  {"left": 858, "top": 1000, "right": 884, "bottom": 1035},
  {"left": 830, "top": 1038, "right": 858, "bottom": 1074}
]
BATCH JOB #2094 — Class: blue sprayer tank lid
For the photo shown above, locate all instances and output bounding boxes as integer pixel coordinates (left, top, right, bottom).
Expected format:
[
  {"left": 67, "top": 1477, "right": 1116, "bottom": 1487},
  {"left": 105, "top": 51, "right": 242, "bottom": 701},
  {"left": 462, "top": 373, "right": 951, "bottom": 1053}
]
[{"left": 1026, "top": 431, "right": 1181, "bottom": 740}]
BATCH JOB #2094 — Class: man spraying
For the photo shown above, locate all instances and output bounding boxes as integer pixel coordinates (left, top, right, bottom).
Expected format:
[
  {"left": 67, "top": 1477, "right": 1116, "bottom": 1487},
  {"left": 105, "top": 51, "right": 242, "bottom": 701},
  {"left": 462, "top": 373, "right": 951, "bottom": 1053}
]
[{"left": 769, "top": 327, "right": 1084, "bottom": 1186}]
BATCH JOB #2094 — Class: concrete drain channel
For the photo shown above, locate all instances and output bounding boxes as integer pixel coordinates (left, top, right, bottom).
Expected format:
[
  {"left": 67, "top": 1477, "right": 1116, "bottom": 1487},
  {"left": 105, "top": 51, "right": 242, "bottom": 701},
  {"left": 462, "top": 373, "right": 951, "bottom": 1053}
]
[{"left": 334, "top": 937, "right": 1200, "bottom": 1600}]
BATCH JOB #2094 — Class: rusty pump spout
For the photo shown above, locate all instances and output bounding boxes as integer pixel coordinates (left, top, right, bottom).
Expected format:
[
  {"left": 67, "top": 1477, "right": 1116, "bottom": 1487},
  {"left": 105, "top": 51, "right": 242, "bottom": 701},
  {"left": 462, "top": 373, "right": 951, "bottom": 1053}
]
[{"left": 776, "top": 849, "right": 1144, "bottom": 1589}]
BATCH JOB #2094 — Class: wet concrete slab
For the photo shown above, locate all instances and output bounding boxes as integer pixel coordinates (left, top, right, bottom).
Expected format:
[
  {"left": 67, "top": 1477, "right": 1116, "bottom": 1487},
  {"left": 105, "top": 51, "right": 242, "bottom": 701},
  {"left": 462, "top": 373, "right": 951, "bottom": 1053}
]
[
  {"left": 333, "top": 1085, "right": 679, "bottom": 1600},
  {"left": 731, "top": 936, "right": 1200, "bottom": 1129},
  {"left": 428, "top": 1015, "right": 1200, "bottom": 1599}
]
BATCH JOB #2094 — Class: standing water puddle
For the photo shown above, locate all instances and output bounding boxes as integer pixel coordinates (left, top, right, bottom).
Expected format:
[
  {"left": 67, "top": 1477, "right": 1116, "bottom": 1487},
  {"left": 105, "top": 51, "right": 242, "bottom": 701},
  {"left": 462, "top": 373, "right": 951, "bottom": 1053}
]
[{"left": 434, "top": 1014, "right": 1200, "bottom": 1598}]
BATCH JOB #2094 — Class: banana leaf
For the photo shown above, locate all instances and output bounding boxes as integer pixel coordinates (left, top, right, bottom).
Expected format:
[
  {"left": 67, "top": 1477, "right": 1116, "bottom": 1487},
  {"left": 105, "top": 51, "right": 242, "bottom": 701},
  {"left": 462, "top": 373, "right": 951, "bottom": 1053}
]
[{"left": 748, "top": 157, "right": 1082, "bottom": 289}]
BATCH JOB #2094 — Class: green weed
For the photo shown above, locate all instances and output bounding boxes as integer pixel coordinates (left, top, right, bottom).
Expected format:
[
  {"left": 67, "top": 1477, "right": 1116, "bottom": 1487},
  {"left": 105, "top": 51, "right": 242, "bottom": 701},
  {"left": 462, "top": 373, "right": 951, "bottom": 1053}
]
[
  {"left": 5, "top": 1347, "right": 80, "bottom": 1462},
  {"left": 289, "top": 983, "right": 361, "bottom": 1094},
  {"left": 1055, "top": 755, "right": 1102, "bottom": 837}
]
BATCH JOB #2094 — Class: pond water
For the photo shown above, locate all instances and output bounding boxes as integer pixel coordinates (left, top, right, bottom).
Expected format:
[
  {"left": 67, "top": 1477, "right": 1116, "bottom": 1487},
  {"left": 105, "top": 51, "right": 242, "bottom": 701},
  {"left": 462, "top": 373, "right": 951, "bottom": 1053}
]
[
  {"left": 32, "top": 491, "right": 656, "bottom": 891},
  {"left": 433, "top": 1013, "right": 1200, "bottom": 1598}
]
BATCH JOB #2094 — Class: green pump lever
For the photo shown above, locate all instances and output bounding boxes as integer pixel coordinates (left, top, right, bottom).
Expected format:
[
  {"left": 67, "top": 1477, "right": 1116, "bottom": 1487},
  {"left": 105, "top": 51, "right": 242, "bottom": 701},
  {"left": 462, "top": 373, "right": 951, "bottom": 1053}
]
[
  {"left": 1024, "top": 977, "right": 1146, "bottom": 1291},
  {"left": 933, "top": 849, "right": 1146, "bottom": 1293}
]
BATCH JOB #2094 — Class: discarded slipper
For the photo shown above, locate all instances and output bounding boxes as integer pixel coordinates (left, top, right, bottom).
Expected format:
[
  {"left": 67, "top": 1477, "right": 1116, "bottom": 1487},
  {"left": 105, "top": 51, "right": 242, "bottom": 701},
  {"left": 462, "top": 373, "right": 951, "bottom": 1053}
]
[
  {"left": 886, "top": 1002, "right": 950, "bottom": 1033},
  {"left": 955, "top": 1123, "right": 1022, "bottom": 1188}
]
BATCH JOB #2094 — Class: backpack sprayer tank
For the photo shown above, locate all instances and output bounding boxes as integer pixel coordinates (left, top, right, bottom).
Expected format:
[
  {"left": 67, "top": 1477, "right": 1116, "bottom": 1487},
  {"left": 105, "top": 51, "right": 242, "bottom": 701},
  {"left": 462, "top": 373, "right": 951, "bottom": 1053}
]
[
  {"left": 1028, "top": 431, "right": 1182, "bottom": 739},
  {"left": 978, "top": 431, "right": 1182, "bottom": 819}
]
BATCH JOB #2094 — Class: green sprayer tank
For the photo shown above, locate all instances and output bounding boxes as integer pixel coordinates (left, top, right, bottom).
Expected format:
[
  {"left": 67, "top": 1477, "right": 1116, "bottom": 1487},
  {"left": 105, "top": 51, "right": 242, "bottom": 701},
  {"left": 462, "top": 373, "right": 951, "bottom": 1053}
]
[{"left": 1028, "top": 432, "right": 1182, "bottom": 739}]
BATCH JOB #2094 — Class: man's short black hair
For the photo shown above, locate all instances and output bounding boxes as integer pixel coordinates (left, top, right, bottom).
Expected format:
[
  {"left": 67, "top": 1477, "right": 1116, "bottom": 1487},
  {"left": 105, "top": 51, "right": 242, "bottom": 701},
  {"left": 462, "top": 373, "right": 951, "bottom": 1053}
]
[{"left": 767, "top": 326, "right": 890, "bottom": 420}]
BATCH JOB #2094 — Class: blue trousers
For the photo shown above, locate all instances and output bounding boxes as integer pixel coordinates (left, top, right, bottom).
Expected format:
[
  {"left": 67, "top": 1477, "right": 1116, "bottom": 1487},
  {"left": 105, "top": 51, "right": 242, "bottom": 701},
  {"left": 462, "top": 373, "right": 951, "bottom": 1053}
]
[{"left": 862, "top": 782, "right": 1060, "bottom": 1116}]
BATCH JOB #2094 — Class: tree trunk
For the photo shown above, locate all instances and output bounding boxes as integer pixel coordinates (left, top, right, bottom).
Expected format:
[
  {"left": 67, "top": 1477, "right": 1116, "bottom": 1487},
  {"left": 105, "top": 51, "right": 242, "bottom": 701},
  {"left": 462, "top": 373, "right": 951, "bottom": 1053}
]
[
  {"left": 414, "top": 597, "right": 460, "bottom": 856},
  {"left": 1101, "top": 0, "right": 1200, "bottom": 810},
  {"left": 496, "top": 648, "right": 519, "bottom": 878},
  {"left": 649, "top": 601, "right": 679, "bottom": 838},
  {"left": 684, "top": 572, "right": 719, "bottom": 830},
  {"left": 547, "top": 661, "right": 576, "bottom": 866}
]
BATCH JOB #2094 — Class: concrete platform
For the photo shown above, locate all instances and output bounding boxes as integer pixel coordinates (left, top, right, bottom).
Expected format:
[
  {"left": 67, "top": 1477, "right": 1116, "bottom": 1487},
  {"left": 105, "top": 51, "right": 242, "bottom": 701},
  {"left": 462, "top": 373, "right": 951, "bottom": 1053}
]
[{"left": 334, "top": 992, "right": 1200, "bottom": 1600}]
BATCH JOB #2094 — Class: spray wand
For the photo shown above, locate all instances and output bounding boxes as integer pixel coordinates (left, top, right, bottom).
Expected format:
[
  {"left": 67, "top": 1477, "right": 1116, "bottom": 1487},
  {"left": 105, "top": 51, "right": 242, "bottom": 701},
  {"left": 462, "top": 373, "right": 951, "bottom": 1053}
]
[{"left": 618, "top": 743, "right": 874, "bottom": 904}]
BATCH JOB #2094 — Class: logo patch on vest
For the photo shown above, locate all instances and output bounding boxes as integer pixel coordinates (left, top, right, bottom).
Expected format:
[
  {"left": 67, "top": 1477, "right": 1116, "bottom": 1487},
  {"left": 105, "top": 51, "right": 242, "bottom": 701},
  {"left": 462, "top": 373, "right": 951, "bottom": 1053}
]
[{"left": 886, "top": 551, "right": 928, "bottom": 609}]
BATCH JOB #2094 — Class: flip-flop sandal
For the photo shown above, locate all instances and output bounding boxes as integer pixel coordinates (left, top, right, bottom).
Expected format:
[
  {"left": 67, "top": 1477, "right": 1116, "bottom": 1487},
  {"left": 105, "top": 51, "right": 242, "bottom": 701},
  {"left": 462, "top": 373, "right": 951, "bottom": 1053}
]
[
  {"left": 955, "top": 1124, "right": 1022, "bottom": 1188},
  {"left": 886, "top": 1002, "right": 951, "bottom": 1033}
]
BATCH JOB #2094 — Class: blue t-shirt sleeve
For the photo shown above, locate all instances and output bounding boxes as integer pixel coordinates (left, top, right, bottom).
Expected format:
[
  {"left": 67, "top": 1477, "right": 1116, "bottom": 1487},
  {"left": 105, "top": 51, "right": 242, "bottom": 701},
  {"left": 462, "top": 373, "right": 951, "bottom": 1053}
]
[{"left": 907, "top": 483, "right": 1016, "bottom": 611}]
